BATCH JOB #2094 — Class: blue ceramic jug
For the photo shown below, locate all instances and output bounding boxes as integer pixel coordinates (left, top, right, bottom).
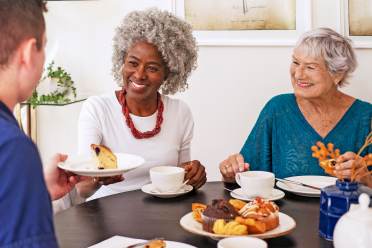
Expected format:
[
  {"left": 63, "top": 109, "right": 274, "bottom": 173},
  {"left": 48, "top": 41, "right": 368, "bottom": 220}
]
[{"left": 318, "top": 179, "right": 371, "bottom": 241}]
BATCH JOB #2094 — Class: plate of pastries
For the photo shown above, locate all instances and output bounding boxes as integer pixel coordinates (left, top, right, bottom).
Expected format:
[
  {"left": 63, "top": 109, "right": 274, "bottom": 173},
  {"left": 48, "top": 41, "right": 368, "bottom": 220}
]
[
  {"left": 180, "top": 197, "right": 296, "bottom": 240},
  {"left": 58, "top": 144, "right": 144, "bottom": 177}
]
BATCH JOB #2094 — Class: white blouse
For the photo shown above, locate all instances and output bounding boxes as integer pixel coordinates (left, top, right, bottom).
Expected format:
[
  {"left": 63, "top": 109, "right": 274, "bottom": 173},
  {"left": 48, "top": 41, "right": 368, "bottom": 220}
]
[{"left": 78, "top": 92, "right": 194, "bottom": 199}]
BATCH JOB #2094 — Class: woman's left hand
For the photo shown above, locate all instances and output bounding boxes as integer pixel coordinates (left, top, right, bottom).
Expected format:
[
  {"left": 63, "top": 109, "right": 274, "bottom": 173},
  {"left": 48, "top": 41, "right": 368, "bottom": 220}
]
[
  {"left": 335, "top": 152, "right": 372, "bottom": 187},
  {"left": 180, "top": 160, "right": 207, "bottom": 190}
]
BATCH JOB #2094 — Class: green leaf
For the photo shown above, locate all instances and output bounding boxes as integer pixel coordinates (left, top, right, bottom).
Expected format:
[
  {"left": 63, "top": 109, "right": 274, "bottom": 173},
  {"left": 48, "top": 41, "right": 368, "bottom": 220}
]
[{"left": 27, "top": 60, "right": 78, "bottom": 106}]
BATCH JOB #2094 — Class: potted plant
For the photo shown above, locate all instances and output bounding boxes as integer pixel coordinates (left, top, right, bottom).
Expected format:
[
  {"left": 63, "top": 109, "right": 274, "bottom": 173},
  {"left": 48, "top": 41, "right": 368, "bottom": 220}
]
[{"left": 28, "top": 61, "right": 77, "bottom": 108}]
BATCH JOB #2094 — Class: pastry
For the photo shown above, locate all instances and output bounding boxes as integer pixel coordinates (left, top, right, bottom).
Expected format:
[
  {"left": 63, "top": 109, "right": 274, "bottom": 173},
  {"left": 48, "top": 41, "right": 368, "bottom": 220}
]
[
  {"left": 192, "top": 197, "right": 280, "bottom": 235},
  {"left": 228, "top": 199, "right": 247, "bottom": 211},
  {"left": 237, "top": 197, "right": 279, "bottom": 233},
  {"left": 144, "top": 239, "right": 166, "bottom": 248},
  {"left": 90, "top": 144, "right": 117, "bottom": 169},
  {"left": 192, "top": 203, "right": 207, "bottom": 223},
  {"left": 212, "top": 219, "right": 248, "bottom": 235},
  {"left": 201, "top": 199, "right": 238, "bottom": 233},
  {"left": 319, "top": 159, "right": 337, "bottom": 176}
]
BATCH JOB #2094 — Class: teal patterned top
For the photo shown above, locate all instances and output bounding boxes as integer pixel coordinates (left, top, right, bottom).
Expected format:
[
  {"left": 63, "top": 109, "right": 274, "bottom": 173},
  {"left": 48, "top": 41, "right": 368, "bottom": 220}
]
[{"left": 240, "top": 94, "right": 372, "bottom": 179}]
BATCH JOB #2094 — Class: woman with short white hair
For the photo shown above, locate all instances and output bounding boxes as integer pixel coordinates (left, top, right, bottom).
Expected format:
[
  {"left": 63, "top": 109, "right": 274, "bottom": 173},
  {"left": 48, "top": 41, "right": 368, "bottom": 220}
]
[{"left": 220, "top": 27, "right": 371, "bottom": 187}]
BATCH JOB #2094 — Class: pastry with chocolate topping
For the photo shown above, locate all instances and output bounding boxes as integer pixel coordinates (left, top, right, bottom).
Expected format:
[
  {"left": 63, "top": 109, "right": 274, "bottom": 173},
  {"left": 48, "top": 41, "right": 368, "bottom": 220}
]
[{"left": 202, "top": 199, "right": 238, "bottom": 232}]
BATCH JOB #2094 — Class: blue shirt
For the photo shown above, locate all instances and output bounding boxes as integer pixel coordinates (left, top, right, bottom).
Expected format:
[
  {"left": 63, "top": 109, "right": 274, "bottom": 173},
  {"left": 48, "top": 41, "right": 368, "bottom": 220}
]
[
  {"left": 240, "top": 94, "right": 372, "bottom": 179},
  {"left": 0, "top": 102, "right": 58, "bottom": 248}
]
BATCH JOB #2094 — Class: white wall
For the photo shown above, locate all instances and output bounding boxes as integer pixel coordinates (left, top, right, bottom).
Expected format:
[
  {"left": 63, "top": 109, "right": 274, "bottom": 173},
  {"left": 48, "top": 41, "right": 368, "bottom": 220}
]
[{"left": 38, "top": 0, "right": 372, "bottom": 181}]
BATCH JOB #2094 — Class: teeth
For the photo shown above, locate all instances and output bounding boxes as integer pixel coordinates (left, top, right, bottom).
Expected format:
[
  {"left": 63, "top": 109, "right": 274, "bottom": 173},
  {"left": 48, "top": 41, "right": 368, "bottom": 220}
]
[
  {"left": 130, "top": 80, "right": 145, "bottom": 89},
  {"left": 297, "top": 82, "right": 312, "bottom": 87}
]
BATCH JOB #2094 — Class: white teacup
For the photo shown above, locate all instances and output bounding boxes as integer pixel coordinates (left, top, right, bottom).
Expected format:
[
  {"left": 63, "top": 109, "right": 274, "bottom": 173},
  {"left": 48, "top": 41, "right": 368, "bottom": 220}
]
[
  {"left": 218, "top": 237, "right": 268, "bottom": 248},
  {"left": 235, "top": 171, "right": 275, "bottom": 198},
  {"left": 150, "top": 166, "right": 185, "bottom": 193}
]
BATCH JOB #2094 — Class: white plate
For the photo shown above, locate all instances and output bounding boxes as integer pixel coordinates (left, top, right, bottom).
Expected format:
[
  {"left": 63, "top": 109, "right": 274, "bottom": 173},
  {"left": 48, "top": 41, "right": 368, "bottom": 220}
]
[
  {"left": 230, "top": 188, "right": 285, "bottom": 201},
  {"left": 276, "top": 176, "right": 337, "bottom": 197},
  {"left": 88, "top": 235, "right": 197, "bottom": 248},
  {"left": 180, "top": 212, "right": 296, "bottom": 240},
  {"left": 58, "top": 153, "right": 145, "bottom": 177},
  {"left": 141, "top": 183, "right": 193, "bottom": 198}
]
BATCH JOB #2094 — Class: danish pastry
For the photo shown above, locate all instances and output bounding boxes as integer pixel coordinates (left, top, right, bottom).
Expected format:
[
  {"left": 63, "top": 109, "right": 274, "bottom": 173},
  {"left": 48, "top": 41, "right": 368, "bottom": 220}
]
[{"left": 212, "top": 219, "right": 248, "bottom": 235}]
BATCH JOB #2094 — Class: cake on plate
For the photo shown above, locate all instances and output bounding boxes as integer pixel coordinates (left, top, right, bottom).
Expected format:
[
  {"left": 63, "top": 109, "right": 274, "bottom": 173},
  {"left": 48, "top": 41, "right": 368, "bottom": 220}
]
[{"left": 90, "top": 144, "right": 117, "bottom": 169}]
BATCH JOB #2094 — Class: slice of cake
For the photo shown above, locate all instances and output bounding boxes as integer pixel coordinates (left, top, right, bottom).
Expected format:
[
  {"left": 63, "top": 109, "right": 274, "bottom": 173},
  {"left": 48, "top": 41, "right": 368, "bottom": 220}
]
[{"left": 90, "top": 144, "right": 117, "bottom": 169}]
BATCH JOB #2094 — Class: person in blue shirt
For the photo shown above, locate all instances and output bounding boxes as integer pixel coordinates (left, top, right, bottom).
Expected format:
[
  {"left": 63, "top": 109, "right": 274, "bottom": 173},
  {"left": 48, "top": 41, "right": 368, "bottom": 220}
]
[
  {"left": 0, "top": 1, "right": 83, "bottom": 247},
  {"left": 219, "top": 28, "right": 372, "bottom": 187}
]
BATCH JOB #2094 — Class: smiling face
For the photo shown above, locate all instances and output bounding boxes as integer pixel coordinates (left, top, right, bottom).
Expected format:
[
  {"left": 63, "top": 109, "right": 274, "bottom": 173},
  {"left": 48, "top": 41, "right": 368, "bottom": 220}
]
[
  {"left": 122, "top": 41, "right": 167, "bottom": 103},
  {"left": 290, "top": 47, "right": 342, "bottom": 100}
]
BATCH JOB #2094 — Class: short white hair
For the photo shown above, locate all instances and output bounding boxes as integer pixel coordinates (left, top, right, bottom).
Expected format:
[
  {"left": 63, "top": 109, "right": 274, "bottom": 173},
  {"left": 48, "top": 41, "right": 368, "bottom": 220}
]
[{"left": 295, "top": 27, "right": 357, "bottom": 87}]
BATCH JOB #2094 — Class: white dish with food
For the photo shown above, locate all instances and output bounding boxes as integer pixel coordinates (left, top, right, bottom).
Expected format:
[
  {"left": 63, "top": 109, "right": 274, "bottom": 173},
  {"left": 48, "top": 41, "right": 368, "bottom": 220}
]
[{"left": 58, "top": 153, "right": 144, "bottom": 177}]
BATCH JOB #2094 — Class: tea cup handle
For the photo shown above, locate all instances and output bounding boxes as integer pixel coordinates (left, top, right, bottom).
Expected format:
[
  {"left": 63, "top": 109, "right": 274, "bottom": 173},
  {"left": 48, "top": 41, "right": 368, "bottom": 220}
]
[{"left": 235, "top": 173, "right": 242, "bottom": 187}]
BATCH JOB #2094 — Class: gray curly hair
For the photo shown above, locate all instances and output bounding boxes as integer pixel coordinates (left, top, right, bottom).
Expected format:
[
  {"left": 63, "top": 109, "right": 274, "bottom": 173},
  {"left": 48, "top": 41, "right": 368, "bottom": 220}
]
[
  {"left": 112, "top": 8, "right": 198, "bottom": 95},
  {"left": 295, "top": 27, "right": 357, "bottom": 87}
]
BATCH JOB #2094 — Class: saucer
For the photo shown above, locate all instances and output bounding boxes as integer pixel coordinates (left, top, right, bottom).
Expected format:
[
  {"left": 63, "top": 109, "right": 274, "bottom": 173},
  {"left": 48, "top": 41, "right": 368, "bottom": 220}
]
[
  {"left": 230, "top": 188, "right": 285, "bottom": 201},
  {"left": 141, "top": 183, "right": 193, "bottom": 198}
]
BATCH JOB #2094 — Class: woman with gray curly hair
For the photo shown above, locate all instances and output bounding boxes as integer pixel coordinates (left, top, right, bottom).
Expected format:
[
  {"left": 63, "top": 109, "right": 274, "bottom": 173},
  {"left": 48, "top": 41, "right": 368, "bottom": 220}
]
[
  {"left": 76, "top": 8, "right": 206, "bottom": 200},
  {"left": 220, "top": 27, "right": 371, "bottom": 187}
]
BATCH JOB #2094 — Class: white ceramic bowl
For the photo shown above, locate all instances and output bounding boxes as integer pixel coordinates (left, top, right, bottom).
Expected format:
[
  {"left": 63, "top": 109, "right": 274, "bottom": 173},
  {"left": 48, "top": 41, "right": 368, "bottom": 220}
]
[{"left": 218, "top": 237, "right": 268, "bottom": 248}]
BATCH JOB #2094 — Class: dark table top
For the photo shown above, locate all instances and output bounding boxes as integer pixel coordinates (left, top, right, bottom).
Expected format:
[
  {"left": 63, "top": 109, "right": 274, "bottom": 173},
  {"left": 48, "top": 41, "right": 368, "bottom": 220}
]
[{"left": 54, "top": 182, "right": 334, "bottom": 248}]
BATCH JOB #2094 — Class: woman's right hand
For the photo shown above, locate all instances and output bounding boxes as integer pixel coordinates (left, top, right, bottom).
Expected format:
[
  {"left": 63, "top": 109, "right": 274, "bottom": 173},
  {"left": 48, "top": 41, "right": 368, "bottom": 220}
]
[
  {"left": 219, "top": 153, "right": 249, "bottom": 183},
  {"left": 335, "top": 152, "right": 372, "bottom": 187}
]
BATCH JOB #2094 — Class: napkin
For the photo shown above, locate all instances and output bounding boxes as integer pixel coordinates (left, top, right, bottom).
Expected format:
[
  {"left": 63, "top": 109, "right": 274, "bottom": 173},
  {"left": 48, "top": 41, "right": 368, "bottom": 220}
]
[
  {"left": 88, "top": 236, "right": 145, "bottom": 248},
  {"left": 88, "top": 235, "right": 197, "bottom": 248}
]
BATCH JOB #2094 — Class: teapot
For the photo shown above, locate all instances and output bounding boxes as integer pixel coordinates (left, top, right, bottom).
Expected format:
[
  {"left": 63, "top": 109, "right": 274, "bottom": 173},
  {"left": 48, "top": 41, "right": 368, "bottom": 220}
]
[{"left": 333, "top": 193, "right": 372, "bottom": 248}]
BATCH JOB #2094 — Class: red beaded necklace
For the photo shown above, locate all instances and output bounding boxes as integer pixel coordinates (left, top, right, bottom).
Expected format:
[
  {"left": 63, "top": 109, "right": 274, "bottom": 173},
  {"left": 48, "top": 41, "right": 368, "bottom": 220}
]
[{"left": 118, "top": 89, "right": 164, "bottom": 139}]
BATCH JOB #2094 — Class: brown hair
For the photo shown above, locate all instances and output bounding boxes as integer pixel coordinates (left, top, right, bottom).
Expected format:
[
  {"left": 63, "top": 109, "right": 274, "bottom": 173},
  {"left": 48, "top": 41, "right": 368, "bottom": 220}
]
[{"left": 0, "top": 0, "right": 47, "bottom": 68}]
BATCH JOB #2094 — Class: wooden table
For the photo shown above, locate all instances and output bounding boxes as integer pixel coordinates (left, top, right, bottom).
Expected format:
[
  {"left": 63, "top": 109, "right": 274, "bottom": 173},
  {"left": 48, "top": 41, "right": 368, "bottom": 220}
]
[{"left": 54, "top": 182, "right": 334, "bottom": 248}]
